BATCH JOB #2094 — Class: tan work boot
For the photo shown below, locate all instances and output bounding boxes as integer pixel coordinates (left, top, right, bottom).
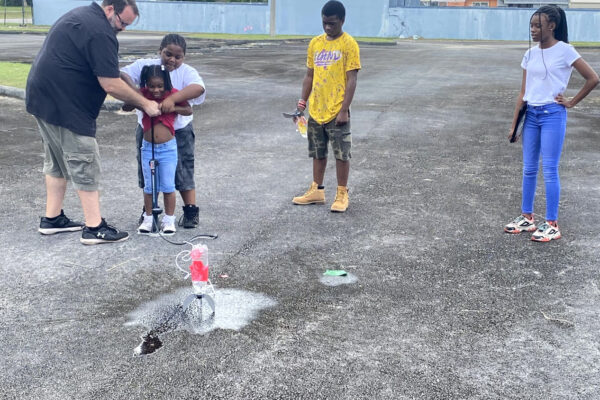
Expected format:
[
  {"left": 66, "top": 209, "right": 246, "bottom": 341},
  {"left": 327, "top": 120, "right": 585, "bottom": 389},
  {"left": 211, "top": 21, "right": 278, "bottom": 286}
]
[
  {"left": 330, "top": 186, "right": 349, "bottom": 212},
  {"left": 292, "top": 181, "right": 325, "bottom": 205}
]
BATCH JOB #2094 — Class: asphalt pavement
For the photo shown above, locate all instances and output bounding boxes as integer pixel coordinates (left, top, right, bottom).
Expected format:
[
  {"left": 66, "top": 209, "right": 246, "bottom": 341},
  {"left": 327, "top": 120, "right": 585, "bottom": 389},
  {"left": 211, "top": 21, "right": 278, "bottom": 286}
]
[{"left": 1, "top": 33, "right": 600, "bottom": 399}]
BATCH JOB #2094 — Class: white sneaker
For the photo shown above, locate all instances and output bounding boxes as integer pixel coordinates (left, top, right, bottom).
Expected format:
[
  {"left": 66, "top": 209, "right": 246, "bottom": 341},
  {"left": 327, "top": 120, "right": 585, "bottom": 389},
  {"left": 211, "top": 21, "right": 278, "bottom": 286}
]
[
  {"left": 161, "top": 217, "right": 176, "bottom": 235},
  {"left": 504, "top": 215, "right": 536, "bottom": 234},
  {"left": 137, "top": 215, "right": 154, "bottom": 235},
  {"left": 531, "top": 222, "right": 561, "bottom": 242}
]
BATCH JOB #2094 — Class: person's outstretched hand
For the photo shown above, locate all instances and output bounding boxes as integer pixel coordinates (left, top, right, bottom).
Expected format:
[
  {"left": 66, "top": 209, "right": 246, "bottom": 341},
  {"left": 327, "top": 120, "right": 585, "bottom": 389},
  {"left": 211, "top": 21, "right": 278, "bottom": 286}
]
[
  {"left": 143, "top": 100, "right": 161, "bottom": 117},
  {"left": 160, "top": 97, "right": 176, "bottom": 114}
]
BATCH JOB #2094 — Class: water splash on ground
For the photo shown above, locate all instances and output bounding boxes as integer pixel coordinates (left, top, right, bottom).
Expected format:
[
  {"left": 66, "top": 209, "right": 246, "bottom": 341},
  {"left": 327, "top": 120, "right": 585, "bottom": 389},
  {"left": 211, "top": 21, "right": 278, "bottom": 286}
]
[{"left": 126, "top": 287, "right": 276, "bottom": 355}]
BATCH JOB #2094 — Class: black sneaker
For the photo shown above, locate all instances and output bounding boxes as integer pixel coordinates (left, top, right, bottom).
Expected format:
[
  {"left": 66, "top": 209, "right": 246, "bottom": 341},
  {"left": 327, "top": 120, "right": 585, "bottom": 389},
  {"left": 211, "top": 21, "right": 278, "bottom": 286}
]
[
  {"left": 80, "top": 218, "right": 129, "bottom": 245},
  {"left": 39, "top": 210, "right": 84, "bottom": 235},
  {"left": 180, "top": 205, "right": 199, "bottom": 229}
]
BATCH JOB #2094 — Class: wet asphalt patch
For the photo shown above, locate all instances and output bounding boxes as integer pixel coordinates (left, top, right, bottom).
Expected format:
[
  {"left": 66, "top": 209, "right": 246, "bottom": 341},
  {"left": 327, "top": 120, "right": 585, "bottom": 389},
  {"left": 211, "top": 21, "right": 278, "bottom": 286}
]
[
  {"left": 127, "top": 287, "right": 277, "bottom": 355},
  {"left": 129, "top": 272, "right": 359, "bottom": 354},
  {"left": 319, "top": 272, "right": 359, "bottom": 287}
]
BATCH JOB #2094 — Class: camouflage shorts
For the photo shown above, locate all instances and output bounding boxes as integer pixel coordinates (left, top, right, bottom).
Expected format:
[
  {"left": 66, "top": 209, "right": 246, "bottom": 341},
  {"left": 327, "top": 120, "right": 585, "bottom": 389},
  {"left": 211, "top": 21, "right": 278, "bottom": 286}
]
[{"left": 307, "top": 116, "right": 352, "bottom": 161}]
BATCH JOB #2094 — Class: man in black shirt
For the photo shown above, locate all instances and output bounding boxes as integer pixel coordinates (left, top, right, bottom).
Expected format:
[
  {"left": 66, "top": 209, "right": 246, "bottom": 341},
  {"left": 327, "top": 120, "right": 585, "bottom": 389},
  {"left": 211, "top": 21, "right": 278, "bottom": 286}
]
[{"left": 27, "top": 0, "right": 161, "bottom": 244}]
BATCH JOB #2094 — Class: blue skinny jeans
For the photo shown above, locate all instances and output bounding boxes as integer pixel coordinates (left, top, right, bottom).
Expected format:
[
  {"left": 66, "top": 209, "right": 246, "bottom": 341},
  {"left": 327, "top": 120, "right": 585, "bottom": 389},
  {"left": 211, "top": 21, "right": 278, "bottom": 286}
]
[{"left": 521, "top": 103, "right": 567, "bottom": 221}]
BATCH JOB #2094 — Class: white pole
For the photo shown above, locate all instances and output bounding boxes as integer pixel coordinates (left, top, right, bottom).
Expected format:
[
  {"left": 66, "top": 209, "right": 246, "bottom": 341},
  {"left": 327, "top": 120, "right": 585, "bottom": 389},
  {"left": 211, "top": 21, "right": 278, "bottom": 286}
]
[{"left": 269, "top": 0, "right": 276, "bottom": 37}]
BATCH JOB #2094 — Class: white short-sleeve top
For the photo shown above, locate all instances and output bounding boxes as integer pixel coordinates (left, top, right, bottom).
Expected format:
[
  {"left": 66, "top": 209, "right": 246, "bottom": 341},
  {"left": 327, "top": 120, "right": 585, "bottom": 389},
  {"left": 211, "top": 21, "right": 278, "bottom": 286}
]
[{"left": 521, "top": 41, "right": 581, "bottom": 106}]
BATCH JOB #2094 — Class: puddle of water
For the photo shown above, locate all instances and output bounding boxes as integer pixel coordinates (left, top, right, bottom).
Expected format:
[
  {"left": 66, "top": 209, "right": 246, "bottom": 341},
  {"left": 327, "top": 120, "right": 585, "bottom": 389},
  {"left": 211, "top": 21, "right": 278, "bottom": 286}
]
[
  {"left": 319, "top": 272, "right": 359, "bottom": 287},
  {"left": 127, "top": 287, "right": 276, "bottom": 355}
]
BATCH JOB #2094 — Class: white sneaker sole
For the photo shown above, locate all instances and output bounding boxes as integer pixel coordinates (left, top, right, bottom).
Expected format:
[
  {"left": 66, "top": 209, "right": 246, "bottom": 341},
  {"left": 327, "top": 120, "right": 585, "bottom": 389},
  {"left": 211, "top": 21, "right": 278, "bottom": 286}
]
[
  {"left": 137, "top": 229, "right": 159, "bottom": 236},
  {"left": 504, "top": 226, "right": 537, "bottom": 234},
  {"left": 39, "top": 226, "right": 83, "bottom": 235},
  {"left": 531, "top": 233, "right": 562, "bottom": 242},
  {"left": 80, "top": 236, "right": 129, "bottom": 245}
]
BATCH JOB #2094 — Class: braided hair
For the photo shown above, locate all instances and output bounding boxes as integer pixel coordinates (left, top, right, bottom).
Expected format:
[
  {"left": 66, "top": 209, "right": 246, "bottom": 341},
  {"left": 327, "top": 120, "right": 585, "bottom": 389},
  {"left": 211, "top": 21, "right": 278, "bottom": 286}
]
[
  {"left": 140, "top": 64, "right": 173, "bottom": 91},
  {"left": 533, "top": 5, "right": 569, "bottom": 43},
  {"left": 160, "top": 33, "right": 187, "bottom": 55},
  {"left": 525, "top": 5, "right": 569, "bottom": 78}
]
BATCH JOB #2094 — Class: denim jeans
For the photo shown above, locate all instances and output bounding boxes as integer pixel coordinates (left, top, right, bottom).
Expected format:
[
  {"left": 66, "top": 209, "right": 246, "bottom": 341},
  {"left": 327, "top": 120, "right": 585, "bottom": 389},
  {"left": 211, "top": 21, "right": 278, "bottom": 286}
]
[
  {"left": 521, "top": 103, "right": 567, "bottom": 221},
  {"left": 141, "top": 138, "right": 178, "bottom": 194},
  {"left": 136, "top": 123, "right": 196, "bottom": 191}
]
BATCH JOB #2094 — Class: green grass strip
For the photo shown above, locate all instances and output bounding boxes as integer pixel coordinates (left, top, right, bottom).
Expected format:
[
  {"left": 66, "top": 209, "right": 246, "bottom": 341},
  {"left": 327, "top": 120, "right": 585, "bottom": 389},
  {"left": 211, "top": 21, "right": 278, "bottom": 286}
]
[
  {"left": 0, "top": 23, "right": 596, "bottom": 46},
  {"left": 186, "top": 32, "right": 396, "bottom": 43},
  {"left": 572, "top": 41, "right": 600, "bottom": 48},
  {"left": 0, "top": 61, "right": 31, "bottom": 89},
  {"left": 0, "top": 23, "right": 50, "bottom": 33},
  {"left": 186, "top": 33, "right": 311, "bottom": 40},
  {"left": 0, "top": 25, "right": 396, "bottom": 43}
]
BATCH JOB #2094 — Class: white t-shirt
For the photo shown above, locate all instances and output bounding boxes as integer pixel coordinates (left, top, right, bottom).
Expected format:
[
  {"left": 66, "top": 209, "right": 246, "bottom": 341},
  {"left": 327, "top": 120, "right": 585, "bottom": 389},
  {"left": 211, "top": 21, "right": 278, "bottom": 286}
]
[
  {"left": 521, "top": 41, "right": 581, "bottom": 106},
  {"left": 121, "top": 58, "right": 206, "bottom": 130}
]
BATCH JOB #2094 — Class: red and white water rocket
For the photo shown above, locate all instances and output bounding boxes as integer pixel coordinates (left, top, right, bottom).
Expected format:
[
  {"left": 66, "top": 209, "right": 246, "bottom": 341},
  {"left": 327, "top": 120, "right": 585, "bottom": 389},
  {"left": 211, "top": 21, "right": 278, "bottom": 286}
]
[
  {"left": 179, "top": 244, "right": 216, "bottom": 315},
  {"left": 189, "top": 244, "right": 210, "bottom": 294}
]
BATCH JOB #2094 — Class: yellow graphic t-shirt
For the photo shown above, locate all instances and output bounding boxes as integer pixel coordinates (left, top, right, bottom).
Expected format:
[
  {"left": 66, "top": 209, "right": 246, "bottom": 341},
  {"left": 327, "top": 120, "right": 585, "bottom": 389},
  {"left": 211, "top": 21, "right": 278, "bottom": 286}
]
[{"left": 307, "top": 32, "right": 361, "bottom": 124}]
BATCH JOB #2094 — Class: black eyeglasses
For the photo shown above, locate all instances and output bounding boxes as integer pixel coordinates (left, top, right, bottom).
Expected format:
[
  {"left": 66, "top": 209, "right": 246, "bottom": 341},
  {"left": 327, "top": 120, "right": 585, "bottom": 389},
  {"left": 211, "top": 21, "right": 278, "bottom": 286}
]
[{"left": 115, "top": 13, "right": 129, "bottom": 28}]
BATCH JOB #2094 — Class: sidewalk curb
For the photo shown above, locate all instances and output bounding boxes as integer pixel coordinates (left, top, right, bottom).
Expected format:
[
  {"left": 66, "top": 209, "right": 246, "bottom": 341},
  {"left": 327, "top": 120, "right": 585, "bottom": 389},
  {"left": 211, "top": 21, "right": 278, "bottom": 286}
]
[
  {"left": 0, "top": 31, "right": 46, "bottom": 35},
  {"left": 0, "top": 84, "right": 25, "bottom": 100},
  {"left": 0, "top": 84, "right": 123, "bottom": 111}
]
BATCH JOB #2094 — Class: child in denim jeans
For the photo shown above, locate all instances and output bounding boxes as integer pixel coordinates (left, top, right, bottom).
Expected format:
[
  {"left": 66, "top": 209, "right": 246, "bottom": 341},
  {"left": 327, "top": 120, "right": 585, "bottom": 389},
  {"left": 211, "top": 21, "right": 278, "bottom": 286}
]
[
  {"left": 505, "top": 5, "right": 598, "bottom": 241},
  {"left": 135, "top": 65, "right": 192, "bottom": 235},
  {"left": 121, "top": 34, "right": 206, "bottom": 229}
]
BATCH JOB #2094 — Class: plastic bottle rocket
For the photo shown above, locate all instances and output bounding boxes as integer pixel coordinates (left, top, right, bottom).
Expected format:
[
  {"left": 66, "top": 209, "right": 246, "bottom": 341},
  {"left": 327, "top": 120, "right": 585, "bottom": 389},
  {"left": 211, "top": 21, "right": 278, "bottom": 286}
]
[
  {"left": 189, "top": 244, "right": 209, "bottom": 295},
  {"left": 295, "top": 114, "right": 307, "bottom": 137},
  {"left": 282, "top": 110, "right": 307, "bottom": 137}
]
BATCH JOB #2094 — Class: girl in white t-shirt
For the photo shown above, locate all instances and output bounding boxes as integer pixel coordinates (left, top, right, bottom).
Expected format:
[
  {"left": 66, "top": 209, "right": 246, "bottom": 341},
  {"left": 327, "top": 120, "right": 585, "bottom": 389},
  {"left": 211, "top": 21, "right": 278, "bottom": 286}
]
[{"left": 505, "top": 5, "right": 599, "bottom": 242}]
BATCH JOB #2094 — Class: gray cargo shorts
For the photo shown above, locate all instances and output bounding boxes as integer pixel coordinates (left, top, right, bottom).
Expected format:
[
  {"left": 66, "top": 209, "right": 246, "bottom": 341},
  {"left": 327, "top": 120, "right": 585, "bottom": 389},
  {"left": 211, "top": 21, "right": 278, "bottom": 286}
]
[{"left": 36, "top": 117, "right": 101, "bottom": 191}]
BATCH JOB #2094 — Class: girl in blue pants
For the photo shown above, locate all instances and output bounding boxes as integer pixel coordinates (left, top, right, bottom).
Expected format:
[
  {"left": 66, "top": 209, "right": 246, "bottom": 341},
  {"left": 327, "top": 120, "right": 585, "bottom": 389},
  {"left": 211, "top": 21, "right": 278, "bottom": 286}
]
[{"left": 505, "top": 5, "right": 598, "bottom": 242}]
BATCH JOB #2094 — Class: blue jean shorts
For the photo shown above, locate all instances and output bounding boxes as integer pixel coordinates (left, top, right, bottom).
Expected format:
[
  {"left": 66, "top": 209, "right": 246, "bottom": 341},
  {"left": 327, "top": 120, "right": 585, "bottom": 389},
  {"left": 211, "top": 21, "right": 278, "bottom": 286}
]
[
  {"left": 136, "top": 123, "right": 196, "bottom": 191},
  {"left": 141, "top": 138, "right": 178, "bottom": 194}
]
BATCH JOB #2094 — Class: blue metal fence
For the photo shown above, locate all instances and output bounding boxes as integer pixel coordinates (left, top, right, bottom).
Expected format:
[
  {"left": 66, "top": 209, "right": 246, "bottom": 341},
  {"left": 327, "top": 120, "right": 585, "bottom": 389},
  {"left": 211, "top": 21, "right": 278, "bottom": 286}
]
[{"left": 31, "top": 0, "right": 600, "bottom": 41}]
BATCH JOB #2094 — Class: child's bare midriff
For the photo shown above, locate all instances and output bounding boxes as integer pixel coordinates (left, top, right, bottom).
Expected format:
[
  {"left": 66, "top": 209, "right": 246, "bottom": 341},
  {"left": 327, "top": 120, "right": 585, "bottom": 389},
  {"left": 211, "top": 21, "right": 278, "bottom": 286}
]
[{"left": 144, "top": 123, "right": 173, "bottom": 143}]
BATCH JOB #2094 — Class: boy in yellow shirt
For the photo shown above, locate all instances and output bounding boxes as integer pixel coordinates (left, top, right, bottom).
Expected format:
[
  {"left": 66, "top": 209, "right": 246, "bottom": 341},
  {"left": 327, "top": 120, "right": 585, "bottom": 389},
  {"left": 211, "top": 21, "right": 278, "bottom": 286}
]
[{"left": 292, "top": 0, "right": 361, "bottom": 213}]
